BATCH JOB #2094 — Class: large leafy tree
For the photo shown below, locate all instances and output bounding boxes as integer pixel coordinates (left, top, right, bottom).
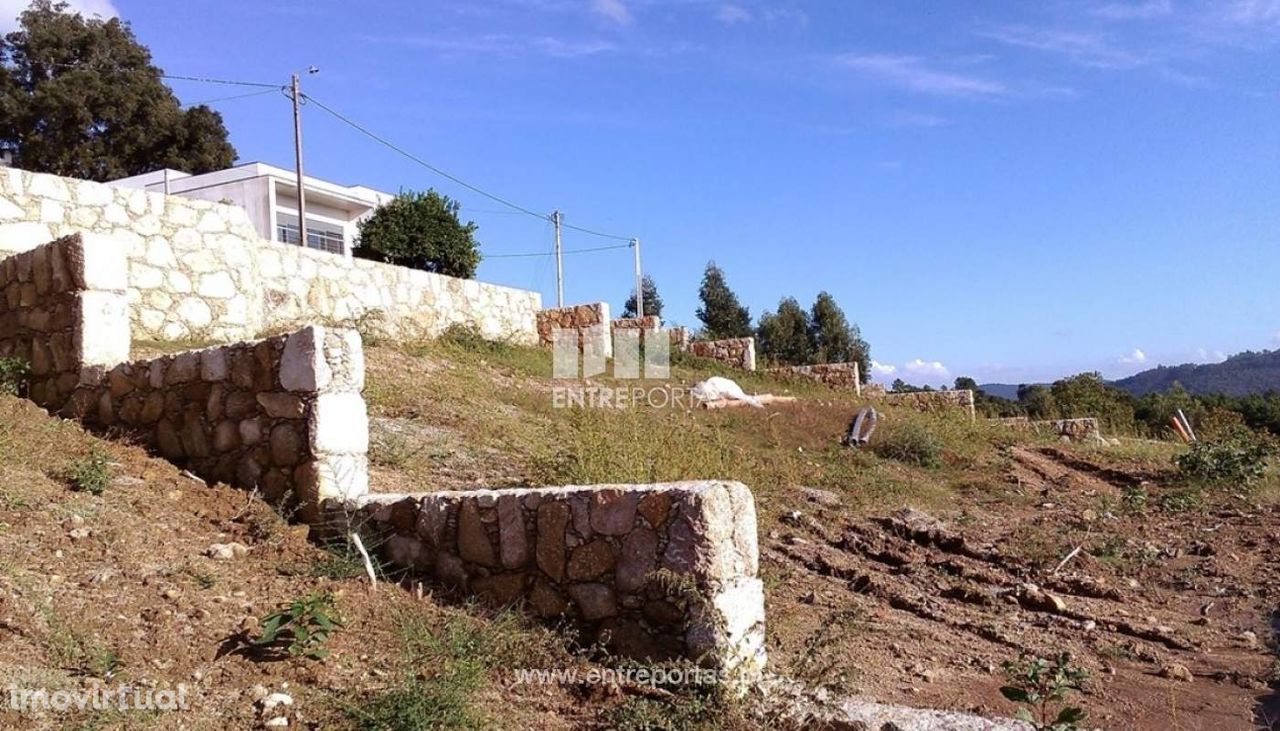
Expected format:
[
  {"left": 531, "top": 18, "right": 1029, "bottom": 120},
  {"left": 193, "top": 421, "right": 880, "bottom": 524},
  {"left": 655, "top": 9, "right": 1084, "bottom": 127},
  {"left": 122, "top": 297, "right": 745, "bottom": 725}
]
[
  {"left": 808, "top": 290, "right": 871, "bottom": 382},
  {"left": 0, "top": 1, "right": 236, "bottom": 180},
  {"left": 756, "top": 297, "right": 813, "bottom": 366},
  {"left": 695, "top": 261, "right": 752, "bottom": 339},
  {"left": 355, "top": 189, "right": 482, "bottom": 278},
  {"left": 622, "top": 274, "right": 663, "bottom": 319}
]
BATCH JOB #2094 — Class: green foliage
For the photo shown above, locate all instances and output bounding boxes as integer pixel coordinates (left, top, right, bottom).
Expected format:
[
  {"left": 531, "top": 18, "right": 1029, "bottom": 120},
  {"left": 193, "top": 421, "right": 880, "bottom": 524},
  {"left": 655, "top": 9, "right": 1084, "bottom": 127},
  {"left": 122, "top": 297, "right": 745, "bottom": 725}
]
[
  {"left": 622, "top": 273, "right": 663, "bottom": 319},
  {"left": 873, "top": 416, "right": 943, "bottom": 468},
  {"left": 695, "top": 261, "right": 752, "bottom": 339},
  {"left": 355, "top": 190, "right": 481, "bottom": 278},
  {"left": 808, "top": 291, "right": 870, "bottom": 380},
  {"left": 756, "top": 296, "right": 812, "bottom": 366},
  {"left": 252, "top": 591, "right": 343, "bottom": 660},
  {"left": 1000, "top": 653, "right": 1089, "bottom": 731},
  {"left": 606, "top": 684, "right": 745, "bottom": 731},
  {"left": 1049, "top": 373, "right": 1135, "bottom": 433},
  {"left": 0, "top": 357, "right": 30, "bottom": 395},
  {"left": 0, "top": 1, "right": 236, "bottom": 180},
  {"left": 1174, "top": 428, "right": 1275, "bottom": 488},
  {"left": 65, "top": 448, "right": 110, "bottom": 494}
]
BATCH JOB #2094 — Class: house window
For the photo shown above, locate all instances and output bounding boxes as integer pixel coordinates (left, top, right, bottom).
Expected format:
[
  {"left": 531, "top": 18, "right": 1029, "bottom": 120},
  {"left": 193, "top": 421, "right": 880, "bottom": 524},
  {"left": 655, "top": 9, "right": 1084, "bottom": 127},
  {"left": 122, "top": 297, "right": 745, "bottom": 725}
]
[{"left": 276, "top": 213, "right": 345, "bottom": 255}]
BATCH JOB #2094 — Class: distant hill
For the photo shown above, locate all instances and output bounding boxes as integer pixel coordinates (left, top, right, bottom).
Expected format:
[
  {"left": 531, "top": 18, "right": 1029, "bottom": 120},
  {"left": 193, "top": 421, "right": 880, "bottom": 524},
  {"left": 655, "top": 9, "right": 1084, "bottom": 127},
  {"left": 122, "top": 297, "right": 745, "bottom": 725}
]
[
  {"left": 977, "top": 383, "right": 1025, "bottom": 400},
  {"left": 1112, "top": 350, "right": 1280, "bottom": 397}
]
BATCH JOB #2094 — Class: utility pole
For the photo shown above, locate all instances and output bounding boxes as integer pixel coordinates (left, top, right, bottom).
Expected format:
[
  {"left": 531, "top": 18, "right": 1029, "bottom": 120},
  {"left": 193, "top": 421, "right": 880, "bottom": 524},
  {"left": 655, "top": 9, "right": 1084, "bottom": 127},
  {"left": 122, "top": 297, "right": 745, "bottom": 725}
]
[
  {"left": 289, "top": 67, "right": 318, "bottom": 249},
  {"left": 631, "top": 238, "right": 643, "bottom": 319},
  {"left": 290, "top": 73, "right": 308, "bottom": 249},
  {"left": 552, "top": 210, "right": 564, "bottom": 307}
]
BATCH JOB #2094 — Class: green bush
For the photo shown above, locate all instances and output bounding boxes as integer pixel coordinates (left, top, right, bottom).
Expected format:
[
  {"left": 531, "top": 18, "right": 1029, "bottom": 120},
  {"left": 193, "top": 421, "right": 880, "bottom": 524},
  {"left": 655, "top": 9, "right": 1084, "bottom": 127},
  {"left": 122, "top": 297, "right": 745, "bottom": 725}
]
[
  {"left": 252, "top": 591, "right": 343, "bottom": 659},
  {"left": 354, "top": 190, "right": 481, "bottom": 278},
  {"left": 1174, "top": 428, "right": 1275, "bottom": 488},
  {"left": 65, "top": 449, "right": 111, "bottom": 494},
  {"left": 0, "top": 357, "right": 30, "bottom": 396},
  {"left": 873, "top": 417, "right": 943, "bottom": 468}
]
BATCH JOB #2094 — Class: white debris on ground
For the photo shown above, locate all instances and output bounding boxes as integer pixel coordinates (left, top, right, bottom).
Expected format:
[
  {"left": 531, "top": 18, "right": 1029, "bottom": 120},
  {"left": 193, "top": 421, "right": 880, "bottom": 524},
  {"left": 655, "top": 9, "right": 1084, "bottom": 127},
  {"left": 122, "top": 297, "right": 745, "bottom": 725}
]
[{"left": 690, "top": 376, "right": 763, "bottom": 408}]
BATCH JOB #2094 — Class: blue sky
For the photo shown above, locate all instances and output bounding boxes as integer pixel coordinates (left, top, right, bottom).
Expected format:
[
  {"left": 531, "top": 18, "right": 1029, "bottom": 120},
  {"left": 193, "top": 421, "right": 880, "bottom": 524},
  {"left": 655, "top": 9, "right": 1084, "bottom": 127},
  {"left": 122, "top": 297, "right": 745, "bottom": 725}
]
[{"left": 6, "top": 0, "right": 1278, "bottom": 386}]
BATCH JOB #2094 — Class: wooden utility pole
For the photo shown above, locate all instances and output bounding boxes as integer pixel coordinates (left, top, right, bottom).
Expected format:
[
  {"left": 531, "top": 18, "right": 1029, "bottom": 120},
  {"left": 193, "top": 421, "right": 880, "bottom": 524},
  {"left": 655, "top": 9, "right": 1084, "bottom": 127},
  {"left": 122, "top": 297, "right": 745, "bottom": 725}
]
[
  {"left": 552, "top": 210, "right": 564, "bottom": 307},
  {"left": 291, "top": 72, "right": 308, "bottom": 249}
]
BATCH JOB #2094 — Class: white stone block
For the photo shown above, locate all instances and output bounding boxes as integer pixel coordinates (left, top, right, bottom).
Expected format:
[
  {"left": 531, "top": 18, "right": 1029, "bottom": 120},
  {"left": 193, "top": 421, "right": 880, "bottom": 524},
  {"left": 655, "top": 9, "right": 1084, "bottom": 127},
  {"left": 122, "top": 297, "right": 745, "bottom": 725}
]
[
  {"left": 340, "top": 329, "right": 365, "bottom": 391},
  {"left": 28, "top": 173, "right": 70, "bottom": 201},
  {"left": 76, "top": 180, "right": 114, "bottom": 206},
  {"left": 313, "top": 454, "right": 369, "bottom": 501},
  {"left": 176, "top": 297, "right": 213, "bottom": 328},
  {"left": 75, "top": 291, "right": 130, "bottom": 369},
  {"left": 197, "top": 271, "right": 236, "bottom": 298},
  {"left": 310, "top": 392, "right": 368, "bottom": 454},
  {"left": 0, "top": 222, "right": 53, "bottom": 254},
  {"left": 75, "top": 233, "right": 129, "bottom": 291},
  {"left": 280, "top": 326, "right": 331, "bottom": 392}
]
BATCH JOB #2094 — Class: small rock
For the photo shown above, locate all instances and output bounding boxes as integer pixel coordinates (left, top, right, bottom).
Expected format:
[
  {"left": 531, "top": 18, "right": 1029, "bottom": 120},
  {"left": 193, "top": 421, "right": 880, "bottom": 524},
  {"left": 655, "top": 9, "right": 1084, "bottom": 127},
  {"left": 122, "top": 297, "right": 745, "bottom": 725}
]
[
  {"left": 263, "top": 717, "right": 289, "bottom": 728},
  {"left": 261, "top": 692, "right": 293, "bottom": 710},
  {"left": 65, "top": 515, "right": 85, "bottom": 528},
  {"left": 206, "top": 542, "right": 249, "bottom": 561},
  {"left": 1238, "top": 630, "right": 1259, "bottom": 648},
  {"left": 248, "top": 685, "right": 269, "bottom": 701},
  {"left": 68, "top": 527, "right": 91, "bottom": 540},
  {"left": 1161, "top": 664, "right": 1193, "bottom": 682},
  {"left": 1080, "top": 509, "right": 1098, "bottom": 522}
]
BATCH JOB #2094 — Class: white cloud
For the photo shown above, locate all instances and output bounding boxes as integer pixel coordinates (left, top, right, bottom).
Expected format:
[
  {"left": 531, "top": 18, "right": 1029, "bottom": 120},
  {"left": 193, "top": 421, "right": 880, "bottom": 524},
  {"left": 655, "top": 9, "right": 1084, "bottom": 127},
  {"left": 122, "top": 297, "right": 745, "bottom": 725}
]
[
  {"left": 1118, "top": 347, "right": 1148, "bottom": 364},
  {"left": 1092, "top": 0, "right": 1173, "bottom": 20},
  {"left": 1196, "top": 348, "right": 1227, "bottom": 363},
  {"left": 0, "top": 0, "right": 117, "bottom": 32},
  {"left": 1221, "top": 0, "right": 1280, "bottom": 29},
  {"left": 904, "top": 358, "right": 950, "bottom": 379},
  {"left": 980, "top": 24, "right": 1153, "bottom": 70},
  {"left": 591, "top": 0, "right": 632, "bottom": 26},
  {"left": 371, "top": 33, "right": 617, "bottom": 59},
  {"left": 833, "top": 53, "right": 1008, "bottom": 98},
  {"left": 870, "top": 360, "right": 897, "bottom": 376},
  {"left": 716, "top": 3, "right": 751, "bottom": 24}
]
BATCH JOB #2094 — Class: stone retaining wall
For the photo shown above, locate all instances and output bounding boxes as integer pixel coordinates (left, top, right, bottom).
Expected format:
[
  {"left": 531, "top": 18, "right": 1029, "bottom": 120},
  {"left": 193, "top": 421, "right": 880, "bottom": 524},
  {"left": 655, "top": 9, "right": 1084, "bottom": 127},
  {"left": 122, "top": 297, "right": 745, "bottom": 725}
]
[
  {"left": 687, "top": 337, "right": 756, "bottom": 371},
  {"left": 667, "top": 326, "right": 691, "bottom": 351},
  {"left": 66, "top": 325, "right": 368, "bottom": 515},
  {"left": 0, "top": 233, "right": 129, "bottom": 409},
  {"left": 536, "top": 302, "right": 612, "bottom": 359},
  {"left": 347, "top": 480, "right": 766, "bottom": 672},
  {"left": 766, "top": 362, "right": 862, "bottom": 393},
  {"left": 0, "top": 168, "right": 541, "bottom": 343},
  {"left": 999, "top": 416, "right": 1102, "bottom": 441},
  {"left": 611, "top": 316, "right": 660, "bottom": 331},
  {"left": 877, "top": 389, "right": 975, "bottom": 419}
]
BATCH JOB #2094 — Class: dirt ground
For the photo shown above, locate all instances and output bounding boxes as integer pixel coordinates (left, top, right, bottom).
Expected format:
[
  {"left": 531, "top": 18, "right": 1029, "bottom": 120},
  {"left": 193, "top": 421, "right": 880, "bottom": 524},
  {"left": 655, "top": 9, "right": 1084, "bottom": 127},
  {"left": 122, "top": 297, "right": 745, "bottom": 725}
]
[
  {"left": 764, "top": 441, "right": 1279, "bottom": 730},
  {"left": 6, "top": 339, "right": 1279, "bottom": 730}
]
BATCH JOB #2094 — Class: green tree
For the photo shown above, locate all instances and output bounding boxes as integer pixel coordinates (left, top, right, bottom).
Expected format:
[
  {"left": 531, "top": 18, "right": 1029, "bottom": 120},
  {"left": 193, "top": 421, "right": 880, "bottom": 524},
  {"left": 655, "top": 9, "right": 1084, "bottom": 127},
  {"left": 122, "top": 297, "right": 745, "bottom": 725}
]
[
  {"left": 809, "top": 291, "right": 871, "bottom": 381},
  {"left": 0, "top": 1, "right": 236, "bottom": 180},
  {"left": 695, "top": 261, "right": 752, "bottom": 339},
  {"left": 621, "top": 274, "right": 663, "bottom": 319},
  {"left": 1018, "top": 384, "right": 1057, "bottom": 419},
  {"left": 354, "top": 190, "right": 481, "bottom": 278},
  {"left": 954, "top": 376, "right": 980, "bottom": 392},
  {"left": 756, "top": 297, "right": 813, "bottom": 366},
  {"left": 1049, "top": 372, "right": 1136, "bottom": 433}
]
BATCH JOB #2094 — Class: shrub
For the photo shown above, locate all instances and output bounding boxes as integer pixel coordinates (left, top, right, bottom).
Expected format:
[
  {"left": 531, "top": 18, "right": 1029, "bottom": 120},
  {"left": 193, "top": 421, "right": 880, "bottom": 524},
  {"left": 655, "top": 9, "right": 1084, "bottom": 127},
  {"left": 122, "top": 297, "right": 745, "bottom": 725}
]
[
  {"left": 1174, "top": 428, "right": 1275, "bottom": 488},
  {"left": 873, "top": 417, "right": 943, "bottom": 468},
  {"left": 252, "top": 591, "right": 343, "bottom": 659},
  {"left": 0, "top": 357, "right": 29, "bottom": 396},
  {"left": 1000, "top": 652, "right": 1089, "bottom": 731},
  {"left": 65, "top": 449, "right": 111, "bottom": 494},
  {"left": 354, "top": 190, "right": 481, "bottom": 278}
]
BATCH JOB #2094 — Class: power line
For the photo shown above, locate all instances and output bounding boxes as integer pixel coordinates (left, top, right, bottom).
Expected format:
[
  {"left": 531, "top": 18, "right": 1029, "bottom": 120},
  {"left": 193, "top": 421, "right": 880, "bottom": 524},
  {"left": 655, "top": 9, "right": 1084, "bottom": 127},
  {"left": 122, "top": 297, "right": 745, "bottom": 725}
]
[
  {"left": 299, "top": 92, "right": 635, "bottom": 242},
  {"left": 300, "top": 92, "right": 549, "bottom": 220},
  {"left": 183, "top": 88, "right": 279, "bottom": 107},
  {"left": 486, "top": 243, "right": 631, "bottom": 259},
  {"left": 160, "top": 73, "right": 279, "bottom": 89}
]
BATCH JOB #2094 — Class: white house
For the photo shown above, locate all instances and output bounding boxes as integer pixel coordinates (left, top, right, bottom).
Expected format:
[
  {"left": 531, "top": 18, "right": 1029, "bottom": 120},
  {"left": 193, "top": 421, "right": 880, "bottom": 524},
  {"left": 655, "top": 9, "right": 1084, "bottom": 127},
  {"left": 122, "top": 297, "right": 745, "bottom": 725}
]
[{"left": 109, "top": 162, "right": 393, "bottom": 257}]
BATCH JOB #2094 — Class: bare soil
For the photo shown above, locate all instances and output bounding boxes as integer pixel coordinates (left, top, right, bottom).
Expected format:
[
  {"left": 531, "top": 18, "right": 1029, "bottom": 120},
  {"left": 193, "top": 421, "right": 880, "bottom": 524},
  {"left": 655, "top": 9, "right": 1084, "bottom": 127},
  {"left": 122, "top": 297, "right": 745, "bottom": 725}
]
[{"left": 764, "top": 442, "right": 1279, "bottom": 730}]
